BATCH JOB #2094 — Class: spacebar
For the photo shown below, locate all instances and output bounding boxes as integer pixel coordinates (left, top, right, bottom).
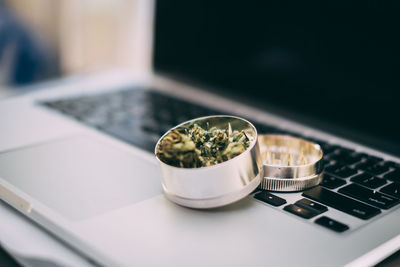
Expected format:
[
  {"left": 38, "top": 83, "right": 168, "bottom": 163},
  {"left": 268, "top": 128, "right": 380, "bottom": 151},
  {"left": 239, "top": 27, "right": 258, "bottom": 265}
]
[{"left": 302, "top": 186, "right": 381, "bottom": 220}]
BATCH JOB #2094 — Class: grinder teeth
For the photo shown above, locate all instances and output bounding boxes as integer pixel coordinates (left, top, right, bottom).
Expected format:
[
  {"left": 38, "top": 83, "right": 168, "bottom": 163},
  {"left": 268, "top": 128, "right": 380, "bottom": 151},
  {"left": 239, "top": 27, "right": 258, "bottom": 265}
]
[{"left": 258, "top": 134, "right": 323, "bottom": 192}]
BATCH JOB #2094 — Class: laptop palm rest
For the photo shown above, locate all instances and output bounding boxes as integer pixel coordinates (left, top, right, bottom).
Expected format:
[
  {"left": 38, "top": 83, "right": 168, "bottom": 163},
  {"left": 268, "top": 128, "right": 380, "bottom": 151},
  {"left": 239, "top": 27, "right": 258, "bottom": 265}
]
[{"left": 0, "top": 136, "right": 162, "bottom": 220}]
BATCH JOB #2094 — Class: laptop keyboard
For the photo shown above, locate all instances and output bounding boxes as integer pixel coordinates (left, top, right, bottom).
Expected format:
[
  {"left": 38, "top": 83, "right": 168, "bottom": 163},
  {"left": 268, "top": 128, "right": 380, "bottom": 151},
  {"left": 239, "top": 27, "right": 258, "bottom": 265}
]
[
  {"left": 42, "top": 89, "right": 220, "bottom": 152},
  {"left": 40, "top": 87, "right": 400, "bottom": 233}
]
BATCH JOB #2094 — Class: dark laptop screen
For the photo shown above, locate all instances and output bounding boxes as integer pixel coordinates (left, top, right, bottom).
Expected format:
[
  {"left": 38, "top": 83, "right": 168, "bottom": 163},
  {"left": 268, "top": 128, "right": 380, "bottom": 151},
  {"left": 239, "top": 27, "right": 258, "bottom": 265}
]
[{"left": 153, "top": 1, "right": 400, "bottom": 155}]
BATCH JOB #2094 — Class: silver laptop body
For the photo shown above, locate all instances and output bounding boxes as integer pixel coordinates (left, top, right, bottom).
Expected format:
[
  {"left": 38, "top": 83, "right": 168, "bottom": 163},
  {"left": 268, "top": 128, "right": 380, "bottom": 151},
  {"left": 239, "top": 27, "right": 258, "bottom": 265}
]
[{"left": 1, "top": 1, "right": 399, "bottom": 266}]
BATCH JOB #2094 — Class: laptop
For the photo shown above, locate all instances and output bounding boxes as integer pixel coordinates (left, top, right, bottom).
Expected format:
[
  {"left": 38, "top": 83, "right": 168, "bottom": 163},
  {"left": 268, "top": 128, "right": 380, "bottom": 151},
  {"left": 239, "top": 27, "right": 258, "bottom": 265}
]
[{"left": 1, "top": 1, "right": 400, "bottom": 266}]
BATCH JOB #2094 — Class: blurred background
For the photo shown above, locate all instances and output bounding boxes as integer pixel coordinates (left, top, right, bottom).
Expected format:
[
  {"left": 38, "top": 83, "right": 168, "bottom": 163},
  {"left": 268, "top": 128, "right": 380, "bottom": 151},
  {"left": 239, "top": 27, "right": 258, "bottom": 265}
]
[
  {"left": 0, "top": 0, "right": 151, "bottom": 90},
  {"left": 1, "top": 0, "right": 399, "bottom": 153}
]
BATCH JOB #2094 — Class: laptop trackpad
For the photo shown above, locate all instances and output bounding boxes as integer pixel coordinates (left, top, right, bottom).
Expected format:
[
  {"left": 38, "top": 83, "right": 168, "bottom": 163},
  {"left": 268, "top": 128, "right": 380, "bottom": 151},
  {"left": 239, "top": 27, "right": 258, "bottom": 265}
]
[{"left": 0, "top": 136, "right": 162, "bottom": 220}]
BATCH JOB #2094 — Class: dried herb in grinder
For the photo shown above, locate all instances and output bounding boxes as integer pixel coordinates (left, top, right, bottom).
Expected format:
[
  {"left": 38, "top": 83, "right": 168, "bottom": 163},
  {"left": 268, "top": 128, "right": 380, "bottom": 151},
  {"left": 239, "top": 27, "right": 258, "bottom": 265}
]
[{"left": 157, "top": 123, "right": 250, "bottom": 168}]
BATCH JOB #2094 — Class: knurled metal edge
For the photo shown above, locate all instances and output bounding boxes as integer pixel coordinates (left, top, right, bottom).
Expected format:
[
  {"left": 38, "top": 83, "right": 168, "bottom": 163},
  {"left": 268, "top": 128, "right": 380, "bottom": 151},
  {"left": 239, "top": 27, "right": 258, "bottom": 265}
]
[{"left": 260, "top": 173, "right": 323, "bottom": 192}]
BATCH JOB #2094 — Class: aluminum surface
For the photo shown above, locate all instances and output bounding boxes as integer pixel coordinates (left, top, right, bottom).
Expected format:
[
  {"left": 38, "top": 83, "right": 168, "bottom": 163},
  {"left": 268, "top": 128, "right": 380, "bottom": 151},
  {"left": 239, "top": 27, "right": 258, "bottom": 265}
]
[
  {"left": 1, "top": 72, "right": 399, "bottom": 267},
  {"left": 155, "top": 115, "right": 263, "bottom": 208}
]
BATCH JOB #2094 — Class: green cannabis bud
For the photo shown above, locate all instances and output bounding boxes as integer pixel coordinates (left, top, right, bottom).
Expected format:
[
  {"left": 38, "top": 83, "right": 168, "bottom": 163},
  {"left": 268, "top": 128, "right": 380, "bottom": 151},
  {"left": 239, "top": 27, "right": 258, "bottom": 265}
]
[{"left": 157, "top": 123, "right": 250, "bottom": 168}]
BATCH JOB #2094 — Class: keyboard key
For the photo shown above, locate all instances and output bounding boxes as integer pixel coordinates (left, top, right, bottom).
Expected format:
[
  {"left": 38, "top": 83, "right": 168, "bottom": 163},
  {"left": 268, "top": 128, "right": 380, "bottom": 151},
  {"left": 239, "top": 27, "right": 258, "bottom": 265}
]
[
  {"left": 321, "top": 159, "right": 331, "bottom": 167},
  {"left": 324, "top": 162, "right": 344, "bottom": 172},
  {"left": 302, "top": 186, "right": 381, "bottom": 220},
  {"left": 355, "top": 160, "right": 373, "bottom": 171},
  {"left": 254, "top": 191, "right": 287, "bottom": 207},
  {"left": 380, "top": 183, "right": 400, "bottom": 199},
  {"left": 335, "top": 166, "right": 358, "bottom": 178},
  {"left": 320, "top": 144, "right": 340, "bottom": 155},
  {"left": 327, "top": 152, "right": 346, "bottom": 162},
  {"left": 343, "top": 152, "right": 365, "bottom": 164},
  {"left": 315, "top": 216, "right": 349, "bottom": 233},
  {"left": 384, "top": 170, "right": 400, "bottom": 183},
  {"left": 330, "top": 152, "right": 364, "bottom": 165},
  {"left": 336, "top": 147, "right": 355, "bottom": 156},
  {"left": 350, "top": 173, "right": 386, "bottom": 189},
  {"left": 357, "top": 162, "right": 390, "bottom": 175},
  {"left": 338, "top": 183, "right": 399, "bottom": 210},
  {"left": 325, "top": 163, "right": 357, "bottom": 178},
  {"left": 357, "top": 155, "right": 383, "bottom": 166},
  {"left": 356, "top": 159, "right": 377, "bottom": 170},
  {"left": 295, "top": 198, "right": 328, "bottom": 214},
  {"left": 367, "top": 155, "right": 383, "bottom": 163},
  {"left": 283, "top": 204, "right": 319, "bottom": 219},
  {"left": 320, "top": 174, "right": 346, "bottom": 189},
  {"left": 382, "top": 161, "right": 400, "bottom": 169}
]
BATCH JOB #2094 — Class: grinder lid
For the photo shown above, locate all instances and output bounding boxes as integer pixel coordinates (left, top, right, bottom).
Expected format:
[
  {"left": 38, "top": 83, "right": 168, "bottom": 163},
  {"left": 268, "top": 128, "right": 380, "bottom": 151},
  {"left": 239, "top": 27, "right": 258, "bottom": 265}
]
[{"left": 258, "top": 134, "right": 324, "bottom": 192}]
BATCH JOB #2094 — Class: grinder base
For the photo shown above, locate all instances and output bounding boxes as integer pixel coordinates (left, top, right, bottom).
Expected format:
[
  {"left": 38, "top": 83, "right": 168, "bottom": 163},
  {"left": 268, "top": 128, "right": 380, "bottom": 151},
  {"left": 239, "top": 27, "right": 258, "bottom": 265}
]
[{"left": 162, "top": 173, "right": 262, "bottom": 209}]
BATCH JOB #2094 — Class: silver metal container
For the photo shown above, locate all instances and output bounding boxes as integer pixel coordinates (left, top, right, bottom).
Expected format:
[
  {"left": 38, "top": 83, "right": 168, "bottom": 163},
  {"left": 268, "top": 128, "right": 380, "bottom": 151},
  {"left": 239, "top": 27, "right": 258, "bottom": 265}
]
[
  {"left": 155, "top": 115, "right": 263, "bottom": 209},
  {"left": 258, "top": 134, "right": 324, "bottom": 192}
]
